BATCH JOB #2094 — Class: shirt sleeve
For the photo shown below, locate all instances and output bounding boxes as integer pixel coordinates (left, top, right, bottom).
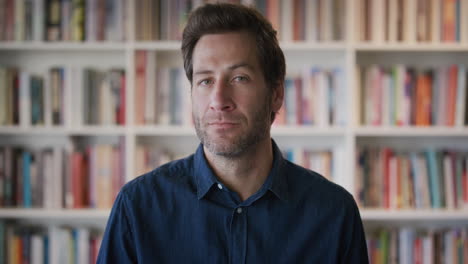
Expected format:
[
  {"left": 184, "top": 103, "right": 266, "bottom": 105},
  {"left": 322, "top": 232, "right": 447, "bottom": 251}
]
[
  {"left": 97, "top": 190, "right": 137, "bottom": 264},
  {"left": 340, "top": 196, "right": 369, "bottom": 264}
]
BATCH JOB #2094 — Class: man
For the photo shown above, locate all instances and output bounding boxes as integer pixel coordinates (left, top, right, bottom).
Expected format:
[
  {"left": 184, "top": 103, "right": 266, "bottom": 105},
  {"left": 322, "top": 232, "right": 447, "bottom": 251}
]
[{"left": 98, "top": 3, "right": 368, "bottom": 263}]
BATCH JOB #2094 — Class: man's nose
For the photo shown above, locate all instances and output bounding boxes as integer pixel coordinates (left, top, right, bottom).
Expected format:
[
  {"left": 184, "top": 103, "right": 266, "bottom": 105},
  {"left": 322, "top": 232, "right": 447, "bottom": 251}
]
[{"left": 209, "top": 80, "right": 235, "bottom": 112}]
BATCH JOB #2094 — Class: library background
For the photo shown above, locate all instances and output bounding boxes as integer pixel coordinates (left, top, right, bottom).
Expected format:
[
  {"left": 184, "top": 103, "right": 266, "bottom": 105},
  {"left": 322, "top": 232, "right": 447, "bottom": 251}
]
[{"left": 1, "top": 0, "right": 468, "bottom": 263}]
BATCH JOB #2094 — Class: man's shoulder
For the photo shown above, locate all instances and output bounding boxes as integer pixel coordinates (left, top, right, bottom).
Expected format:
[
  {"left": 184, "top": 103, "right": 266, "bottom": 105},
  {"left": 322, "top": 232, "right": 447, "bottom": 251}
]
[
  {"left": 284, "top": 160, "right": 355, "bottom": 205},
  {"left": 120, "top": 154, "right": 195, "bottom": 197}
]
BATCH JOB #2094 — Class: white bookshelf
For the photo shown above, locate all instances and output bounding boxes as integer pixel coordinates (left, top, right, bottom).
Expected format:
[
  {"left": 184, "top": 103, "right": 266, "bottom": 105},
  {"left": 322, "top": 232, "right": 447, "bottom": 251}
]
[{"left": 1, "top": 0, "right": 468, "bottom": 228}]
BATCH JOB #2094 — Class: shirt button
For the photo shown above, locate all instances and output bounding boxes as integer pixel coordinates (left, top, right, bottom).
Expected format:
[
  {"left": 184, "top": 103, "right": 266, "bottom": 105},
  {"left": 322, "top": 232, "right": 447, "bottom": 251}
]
[
  {"left": 236, "top": 208, "right": 243, "bottom": 214},
  {"left": 217, "top": 183, "right": 223, "bottom": 190}
]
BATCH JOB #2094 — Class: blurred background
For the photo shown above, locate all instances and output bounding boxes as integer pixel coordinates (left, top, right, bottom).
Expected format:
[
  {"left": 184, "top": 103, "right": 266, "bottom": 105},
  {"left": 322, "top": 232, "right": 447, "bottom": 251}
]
[{"left": 0, "top": 0, "right": 468, "bottom": 263}]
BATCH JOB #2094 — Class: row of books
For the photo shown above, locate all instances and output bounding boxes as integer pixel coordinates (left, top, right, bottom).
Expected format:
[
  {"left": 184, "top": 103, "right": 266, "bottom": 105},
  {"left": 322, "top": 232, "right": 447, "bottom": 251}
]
[
  {"left": 357, "top": 64, "right": 468, "bottom": 127},
  {"left": 0, "top": 222, "right": 103, "bottom": 264},
  {"left": 0, "top": 140, "right": 125, "bottom": 209},
  {"left": 135, "top": 146, "right": 189, "bottom": 176},
  {"left": 0, "top": 0, "right": 127, "bottom": 42},
  {"left": 134, "top": 145, "right": 333, "bottom": 182},
  {"left": 283, "top": 149, "right": 333, "bottom": 181},
  {"left": 366, "top": 227, "right": 468, "bottom": 264},
  {"left": 356, "top": 0, "right": 468, "bottom": 43},
  {"left": 274, "top": 68, "right": 346, "bottom": 127},
  {"left": 82, "top": 68, "right": 126, "bottom": 126},
  {"left": 0, "top": 68, "right": 67, "bottom": 126},
  {"left": 0, "top": 66, "right": 126, "bottom": 127},
  {"left": 134, "top": 51, "right": 192, "bottom": 125},
  {"left": 356, "top": 148, "right": 468, "bottom": 210},
  {"left": 135, "top": 0, "right": 345, "bottom": 42}
]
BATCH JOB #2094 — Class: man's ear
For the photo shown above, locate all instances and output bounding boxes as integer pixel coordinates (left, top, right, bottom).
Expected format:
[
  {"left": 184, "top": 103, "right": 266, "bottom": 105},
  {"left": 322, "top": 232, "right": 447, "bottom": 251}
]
[{"left": 271, "top": 82, "right": 284, "bottom": 112}]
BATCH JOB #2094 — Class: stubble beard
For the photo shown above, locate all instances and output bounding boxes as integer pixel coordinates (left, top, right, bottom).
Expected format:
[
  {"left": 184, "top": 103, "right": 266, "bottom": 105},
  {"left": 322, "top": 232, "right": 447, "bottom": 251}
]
[{"left": 193, "top": 100, "right": 272, "bottom": 158}]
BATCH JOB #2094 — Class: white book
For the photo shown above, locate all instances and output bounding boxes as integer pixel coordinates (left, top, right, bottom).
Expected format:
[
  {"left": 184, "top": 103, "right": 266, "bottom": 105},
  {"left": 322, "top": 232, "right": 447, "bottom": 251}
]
[
  {"left": 19, "top": 72, "right": 31, "bottom": 127},
  {"left": 334, "top": 68, "right": 346, "bottom": 126},
  {"left": 77, "top": 228, "right": 90, "bottom": 264},
  {"left": 280, "top": 0, "right": 292, "bottom": 42},
  {"left": 382, "top": 73, "right": 391, "bottom": 126},
  {"left": 399, "top": 228, "right": 413, "bottom": 264},
  {"left": 422, "top": 232, "right": 434, "bottom": 264},
  {"left": 302, "top": 68, "right": 312, "bottom": 124},
  {"left": 444, "top": 231, "right": 454, "bottom": 264},
  {"left": 410, "top": 153, "right": 422, "bottom": 208},
  {"left": 43, "top": 71, "right": 52, "bottom": 126},
  {"left": 317, "top": 71, "right": 328, "bottom": 127},
  {"left": 180, "top": 70, "right": 192, "bottom": 126},
  {"left": 31, "top": 234, "right": 44, "bottom": 264},
  {"left": 293, "top": 148, "right": 304, "bottom": 167},
  {"left": 49, "top": 226, "right": 61, "bottom": 264},
  {"left": 320, "top": 0, "right": 332, "bottom": 41},
  {"left": 372, "top": 0, "right": 385, "bottom": 42},
  {"left": 431, "top": 0, "right": 441, "bottom": 42},
  {"left": 355, "top": 66, "right": 362, "bottom": 125},
  {"left": 115, "top": 0, "right": 125, "bottom": 41},
  {"left": 53, "top": 147, "right": 63, "bottom": 209},
  {"left": 388, "top": 0, "right": 398, "bottom": 42},
  {"left": 395, "top": 65, "right": 406, "bottom": 126},
  {"left": 86, "top": 0, "right": 97, "bottom": 41},
  {"left": 145, "top": 51, "right": 156, "bottom": 124},
  {"left": 99, "top": 74, "right": 112, "bottom": 125},
  {"left": 404, "top": 0, "right": 417, "bottom": 43},
  {"left": 158, "top": 68, "right": 170, "bottom": 125},
  {"left": 71, "top": 67, "right": 83, "bottom": 126},
  {"left": 33, "top": 0, "right": 44, "bottom": 41},
  {"left": 305, "top": 0, "right": 317, "bottom": 42},
  {"left": 455, "top": 65, "right": 466, "bottom": 127},
  {"left": 443, "top": 154, "right": 455, "bottom": 209},
  {"left": 63, "top": 66, "right": 72, "bottom": 128}
]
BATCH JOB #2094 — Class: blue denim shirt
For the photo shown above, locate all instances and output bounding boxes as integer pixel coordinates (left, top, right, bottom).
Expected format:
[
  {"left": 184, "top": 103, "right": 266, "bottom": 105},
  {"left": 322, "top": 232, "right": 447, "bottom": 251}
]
[{"left": 97, "top": 140, "right": 368, "bottom": 263}]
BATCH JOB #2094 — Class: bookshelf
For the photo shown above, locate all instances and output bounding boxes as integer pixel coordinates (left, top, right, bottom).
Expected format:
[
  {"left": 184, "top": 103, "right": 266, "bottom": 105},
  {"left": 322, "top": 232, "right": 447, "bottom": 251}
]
[{"left": 1, "top": 0, "right": 468, "bottom": 262}]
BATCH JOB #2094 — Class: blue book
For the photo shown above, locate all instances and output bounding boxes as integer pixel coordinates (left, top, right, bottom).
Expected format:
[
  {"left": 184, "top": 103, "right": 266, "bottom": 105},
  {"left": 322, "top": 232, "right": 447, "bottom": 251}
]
[
  {"left": 44, "top": 235, "right": 49, "bottom": 264},
  {"left": 23, "top": 152, "right": 32, "bottom": 208},
  {"left": 425, "top": 150, "right": 441, "bottom": 208},
  {"left": 284, "top": 78, "right": 296, "bottom": 125}
]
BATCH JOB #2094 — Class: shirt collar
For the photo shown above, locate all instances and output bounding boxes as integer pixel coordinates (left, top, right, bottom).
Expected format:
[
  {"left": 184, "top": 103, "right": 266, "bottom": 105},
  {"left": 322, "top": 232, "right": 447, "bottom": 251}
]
[{"left": 193, "top": 139, "right": 289, "bottom": 202}]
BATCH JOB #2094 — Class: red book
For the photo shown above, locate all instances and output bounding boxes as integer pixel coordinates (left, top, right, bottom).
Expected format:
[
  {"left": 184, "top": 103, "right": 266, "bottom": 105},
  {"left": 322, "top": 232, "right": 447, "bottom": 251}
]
[
  {"left": 135, "top": 51, "right": 146, "bottom": 125},
  {"left": 72, "top": 152, "right": 84, "bottom": 208},
  {"left": 442, "top": 0, "right": 456, "bottom": 42},
  {"left": 119, "top": 72, "right": 126, "bottom": 125},
  {"left": 295, "top": 78, "right": 303, "bottom": 124},
  {"left": 446, "top": 65, "right": 458, "bottom": 126},
  {"left": 413, "top": 237, "right": 422, "bottom": 264},
  {"left": 382, "top": 148, "right": 392, "bottom": 209}
]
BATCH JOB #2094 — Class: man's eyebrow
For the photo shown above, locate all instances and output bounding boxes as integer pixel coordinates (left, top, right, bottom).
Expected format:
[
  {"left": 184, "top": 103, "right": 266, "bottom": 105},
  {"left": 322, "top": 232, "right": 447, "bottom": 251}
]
[{"left": 193, "top": 62, "right": 254, "bottom": 76}]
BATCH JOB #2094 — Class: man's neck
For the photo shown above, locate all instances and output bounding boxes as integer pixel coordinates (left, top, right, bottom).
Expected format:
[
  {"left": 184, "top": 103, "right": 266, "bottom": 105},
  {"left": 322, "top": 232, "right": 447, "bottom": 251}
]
[{"left": 204, "top": 137, "right": 274, "bottom": 202}]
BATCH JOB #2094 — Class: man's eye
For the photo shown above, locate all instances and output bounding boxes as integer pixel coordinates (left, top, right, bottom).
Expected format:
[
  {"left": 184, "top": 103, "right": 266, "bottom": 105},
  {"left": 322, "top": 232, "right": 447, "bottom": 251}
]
[
  {"left": 198, "top": 79, "right": 212, "bottom": 86},
  {"left": 233, "top": 76, "right": 248, "bottom": 82}
]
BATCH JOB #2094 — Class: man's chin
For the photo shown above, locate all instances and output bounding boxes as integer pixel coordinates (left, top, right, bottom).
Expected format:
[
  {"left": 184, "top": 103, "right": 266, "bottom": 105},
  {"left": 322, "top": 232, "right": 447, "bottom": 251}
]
[{"left": 203, "top": 139, "right": 245, "bottom": 157}]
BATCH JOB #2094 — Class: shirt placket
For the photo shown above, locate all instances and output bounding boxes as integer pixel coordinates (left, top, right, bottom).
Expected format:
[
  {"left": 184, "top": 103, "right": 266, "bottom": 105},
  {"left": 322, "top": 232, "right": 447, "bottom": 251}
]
[{"left": 230, "top": 206, "right": 247, "bottom": 264}]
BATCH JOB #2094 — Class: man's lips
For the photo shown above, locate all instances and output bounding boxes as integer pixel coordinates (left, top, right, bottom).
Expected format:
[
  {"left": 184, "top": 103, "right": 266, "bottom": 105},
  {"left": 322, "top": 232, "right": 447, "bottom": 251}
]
[{"left": 206, "top": 122, "right": 240, "bottom": 129}]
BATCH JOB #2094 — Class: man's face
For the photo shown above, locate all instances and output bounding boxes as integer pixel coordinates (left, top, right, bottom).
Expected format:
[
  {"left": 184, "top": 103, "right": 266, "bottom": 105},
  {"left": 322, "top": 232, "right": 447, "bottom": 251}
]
[{"left": 191, "top": 31, "right": 282, "bottom": 157}]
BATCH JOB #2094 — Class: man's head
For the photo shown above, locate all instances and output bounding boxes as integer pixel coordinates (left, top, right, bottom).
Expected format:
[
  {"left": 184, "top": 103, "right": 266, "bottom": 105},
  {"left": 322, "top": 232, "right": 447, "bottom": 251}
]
[
  {"left": 182, "top": 3, "right": 286, "bottom": 121},
  {"left": 182, "top": 3, "right": 285, "bottom": 157}
]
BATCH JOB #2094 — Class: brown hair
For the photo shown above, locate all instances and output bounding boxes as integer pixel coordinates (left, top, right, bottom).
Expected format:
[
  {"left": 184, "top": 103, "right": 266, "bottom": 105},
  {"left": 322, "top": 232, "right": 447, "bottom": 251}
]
[{"left": 181, "top": 3, "right": 286, "bottom": 94}]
